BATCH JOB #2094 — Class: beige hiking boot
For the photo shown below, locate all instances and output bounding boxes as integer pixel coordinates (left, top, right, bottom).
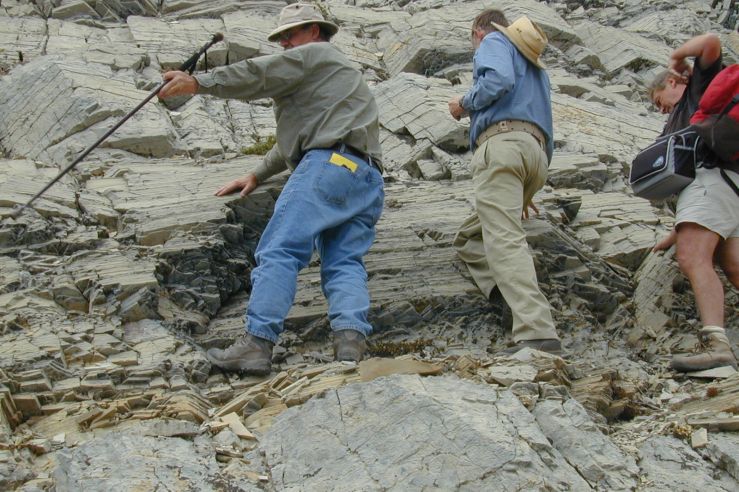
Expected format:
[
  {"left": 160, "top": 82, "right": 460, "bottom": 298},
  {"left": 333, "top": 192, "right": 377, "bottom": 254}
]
[{"left": 671, "top": 326, "right": 738, "bottom": 372}]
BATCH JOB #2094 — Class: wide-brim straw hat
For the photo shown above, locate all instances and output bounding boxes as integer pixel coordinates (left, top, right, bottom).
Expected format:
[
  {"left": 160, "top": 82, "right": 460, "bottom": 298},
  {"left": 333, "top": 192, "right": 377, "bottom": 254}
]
[
  {"left": 492, "top": 16, "right": 547, "bottom": 69},
  {"left": 267, "top": 3, "right": 339, "bottom": 42}
]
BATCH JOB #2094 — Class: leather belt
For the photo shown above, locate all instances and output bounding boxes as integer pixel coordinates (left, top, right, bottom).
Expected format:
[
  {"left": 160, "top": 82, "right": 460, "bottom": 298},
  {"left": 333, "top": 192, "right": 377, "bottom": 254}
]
[
  {"left": 476, "top": 120, "right": 546, "bottom": 150},
  {"left": 330, "top": 143, "right": 383, "bottom": 173}
]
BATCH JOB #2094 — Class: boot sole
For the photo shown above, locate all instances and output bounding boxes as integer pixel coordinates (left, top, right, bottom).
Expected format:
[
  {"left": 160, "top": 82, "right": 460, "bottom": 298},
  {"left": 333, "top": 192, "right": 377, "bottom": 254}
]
[
  {"left": 206, "top": 354, "right": 271, "bottom": 376},
  {"left": 671, "top": 360, "right": 738, "bottom": 372}
]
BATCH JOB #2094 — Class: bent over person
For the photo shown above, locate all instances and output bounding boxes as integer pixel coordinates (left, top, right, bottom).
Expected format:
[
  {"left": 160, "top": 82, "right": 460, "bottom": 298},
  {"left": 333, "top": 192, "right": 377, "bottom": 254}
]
[
  {"left": 448, "top": 10, "right": 561, "bottom": 355},
  {"left": 159, "top": 3, "right": 384, "bottom": 374},
  {"left": 648, "top": 34, "right": 738, "bottom": 372}
]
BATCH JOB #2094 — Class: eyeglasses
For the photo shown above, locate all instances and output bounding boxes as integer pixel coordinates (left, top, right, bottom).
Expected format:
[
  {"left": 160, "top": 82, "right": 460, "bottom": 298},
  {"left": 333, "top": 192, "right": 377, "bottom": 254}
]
[{"left": 278, "top": 25, "right": 308, "bottom": 43}]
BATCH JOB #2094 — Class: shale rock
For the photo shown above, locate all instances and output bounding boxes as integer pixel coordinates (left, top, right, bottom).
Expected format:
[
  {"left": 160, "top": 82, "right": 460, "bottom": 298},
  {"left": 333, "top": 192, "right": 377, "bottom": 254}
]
[{"left": 261, "top": 374, "right": 591, "bottom": 490}]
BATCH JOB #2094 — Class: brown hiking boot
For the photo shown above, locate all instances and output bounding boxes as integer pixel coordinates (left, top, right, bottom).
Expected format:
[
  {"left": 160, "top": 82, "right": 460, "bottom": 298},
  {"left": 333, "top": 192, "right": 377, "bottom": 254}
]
[
  {"left": 206, "top": 333, "right": 274, "bottom": 375},
  {"left": 671, "top": 326, "right": 738, "bottom": 372},
  {"left": 333, "top": 330, "right": 367, "bottom": 362},
  {"left": 498, "top": 338, "right": 562, "bottom": 356}
]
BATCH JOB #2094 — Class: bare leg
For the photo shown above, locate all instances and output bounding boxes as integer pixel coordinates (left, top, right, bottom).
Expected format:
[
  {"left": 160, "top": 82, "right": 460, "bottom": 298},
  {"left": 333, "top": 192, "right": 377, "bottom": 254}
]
[
  {"left": 717, "top": 237, "right": 739, "bottom": 290},
  {"left": 675, "top": 223, "right": 723, "bottom": 327}
]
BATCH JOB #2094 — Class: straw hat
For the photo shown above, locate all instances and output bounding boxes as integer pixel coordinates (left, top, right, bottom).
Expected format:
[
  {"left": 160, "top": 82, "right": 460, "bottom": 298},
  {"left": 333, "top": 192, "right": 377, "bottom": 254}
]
[
  {"left": 491, "top": 16, "right": 548, "bottom": 69},
  {"left": 267, "top": 3, "right": 339, "bottom": 42}
]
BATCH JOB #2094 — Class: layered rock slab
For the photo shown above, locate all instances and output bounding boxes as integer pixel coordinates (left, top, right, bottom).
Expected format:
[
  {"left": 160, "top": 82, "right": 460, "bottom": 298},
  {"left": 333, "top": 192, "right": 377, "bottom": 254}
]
[
  {"left": 0, "top": 57, "right": 177, "bottom": 163},
  {"left": 52, "top": 432, "right": 258, "bottom": 491},
  {"left": 638, "top": 436, "right": 738, "bottom": 491},
  {"left": 533, "top": 398, "right": 640, "bottom": 490},
  {"left": 261, "top": 374, "right": 591, "bottom": 490}
]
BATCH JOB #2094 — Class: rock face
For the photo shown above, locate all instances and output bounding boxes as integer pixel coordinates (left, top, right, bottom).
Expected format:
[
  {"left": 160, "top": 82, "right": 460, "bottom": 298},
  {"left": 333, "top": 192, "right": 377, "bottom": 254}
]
[
  {"left": 53, "top": 433, "right": 222, "bottom": 491},
  {"left": 1, "top": 0, "right": 738, "bottom": 490},
  {"left": 262, "top": 374, "right": 592, "bottom": 490}
]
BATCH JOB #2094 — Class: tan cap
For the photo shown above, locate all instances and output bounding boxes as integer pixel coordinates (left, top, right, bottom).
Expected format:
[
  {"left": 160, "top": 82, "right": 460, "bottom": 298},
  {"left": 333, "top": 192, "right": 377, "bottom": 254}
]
[
  {"left": 267, "top": 3, "right": 339, "bottom": 42},
  {"left": 492, "top": 16, "right": 547, "bottom": 69}
]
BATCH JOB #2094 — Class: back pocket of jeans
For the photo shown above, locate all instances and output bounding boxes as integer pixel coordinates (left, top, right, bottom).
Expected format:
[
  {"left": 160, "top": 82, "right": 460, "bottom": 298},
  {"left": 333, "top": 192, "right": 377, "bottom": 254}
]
[{"left": 314, "top": 160, "right": 359, "bottom": 205}]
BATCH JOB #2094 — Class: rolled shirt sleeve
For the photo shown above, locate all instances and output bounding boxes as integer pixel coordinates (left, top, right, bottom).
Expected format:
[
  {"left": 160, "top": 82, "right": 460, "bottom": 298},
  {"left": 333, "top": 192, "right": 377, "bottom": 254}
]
[{"left": 253, "top": 146, "right": 288, "bottom": 183}]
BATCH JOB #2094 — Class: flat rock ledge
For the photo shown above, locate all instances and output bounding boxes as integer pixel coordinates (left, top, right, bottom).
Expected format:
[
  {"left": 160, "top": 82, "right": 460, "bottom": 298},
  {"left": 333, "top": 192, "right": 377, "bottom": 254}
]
[{"left": 262, "top": 374, "right": 592, "bottom": 491}]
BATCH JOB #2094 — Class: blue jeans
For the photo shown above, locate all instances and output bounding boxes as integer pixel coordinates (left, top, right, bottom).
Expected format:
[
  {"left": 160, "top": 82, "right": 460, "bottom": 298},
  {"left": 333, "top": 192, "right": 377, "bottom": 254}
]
[{"left": 246, "top": 149, "right": 384, "bottom": 343}]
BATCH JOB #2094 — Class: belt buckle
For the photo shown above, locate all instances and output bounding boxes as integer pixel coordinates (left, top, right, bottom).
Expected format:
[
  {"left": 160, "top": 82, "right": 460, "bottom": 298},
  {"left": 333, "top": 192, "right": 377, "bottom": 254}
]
[{"left": 498, "top": 120, "right": 510, "bottom": 132}]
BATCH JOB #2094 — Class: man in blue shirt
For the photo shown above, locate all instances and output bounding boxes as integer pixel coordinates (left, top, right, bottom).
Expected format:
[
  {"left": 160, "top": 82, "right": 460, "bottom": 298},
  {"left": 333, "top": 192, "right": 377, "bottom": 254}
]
[{"left": 449, "top": 10, "right": 561, "bottom": 355}]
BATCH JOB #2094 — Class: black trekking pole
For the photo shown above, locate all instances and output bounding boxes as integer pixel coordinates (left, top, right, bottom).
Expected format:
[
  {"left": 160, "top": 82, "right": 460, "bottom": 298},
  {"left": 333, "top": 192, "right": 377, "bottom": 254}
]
[{"left": 10, "top": 32, "right": 224, "bottom": 219}]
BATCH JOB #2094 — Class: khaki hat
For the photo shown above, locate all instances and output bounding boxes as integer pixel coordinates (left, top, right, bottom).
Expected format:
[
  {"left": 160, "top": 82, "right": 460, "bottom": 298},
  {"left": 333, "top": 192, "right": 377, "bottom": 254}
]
[
  {"left": 491, "top": 16, "right": 547, "bottom": 69},
  {"left": 267, "top": 3, "right": 339, "bottom": 42}
]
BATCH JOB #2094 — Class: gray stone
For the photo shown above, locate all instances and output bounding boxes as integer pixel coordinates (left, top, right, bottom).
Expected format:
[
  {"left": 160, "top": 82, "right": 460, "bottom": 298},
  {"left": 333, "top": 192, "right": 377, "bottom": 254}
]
[
  {"left": 126, "top": 15, "right": 227, "bottom": 70},
  {"left": 548, "top": 153, "right": 608, "bottom": 190},
  {"left": 51, "top": 1, "right": 99, "bottom": 20},
  {"left": 622, "top": 9, "right": 713, "bottom": 45},
  {"left": 630, "top": 253, "right": 682, "bottom": 342},
  {"left": 567, "top": 191, "right": 664, "bottom": 269},
  {"left": 0, "top": 256, "right": 22, "bottom": 294},
  {"left": 706, "top": 433, "right": 739, "bottom": 481},
  {"left": 46, "top": 20, "right": 149, "bottom": 71},
  {"left": 0, "top": 16, "right": 46, "bottom": 71},
  {"left": 376, "top": 0, "right": 576, "bottom": 77},
  {"left": 261, "top": 374, "right": 591, "bottom": 490},
  {"left": 488, "top": 365, "right": 538, "bottom": 386},
  {"left": 138, "top": 419, "right": 201, "bottom": 438},
  {"left": 533, "top": 398, "right": 639, "bottom": 490},
  {"left": 638, "top": 436, "right": 739, "bottom": 491},
  {"left": 0, "top": 57, "right": 176, "bottom": 164},
  {"left": 574, "top": 20, "right": 672, "bottom": 76},
  {"left": 374, "top": 73, "right": 468, "bottom": 152},
  {"left": 416, "top": 158, "right": 450, "bottom": 181},
  {"left": 0, "top": 159, "right": 79, "bottom": 220},
  {"left": 52, "top": 432, "right": 251, "bottom": 491},
  {"left": 161, "top": 0, "right": 282, "bottom": 21}
]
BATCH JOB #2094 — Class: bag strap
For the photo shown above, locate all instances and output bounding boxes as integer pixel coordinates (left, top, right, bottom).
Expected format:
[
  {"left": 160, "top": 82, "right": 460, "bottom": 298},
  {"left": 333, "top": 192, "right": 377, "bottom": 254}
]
[
  {"left": 714, "top": 94, "right": 739, "bottom": 121},
  {"left": 720, "top": 167, "right": 739, "bottom": 197}
]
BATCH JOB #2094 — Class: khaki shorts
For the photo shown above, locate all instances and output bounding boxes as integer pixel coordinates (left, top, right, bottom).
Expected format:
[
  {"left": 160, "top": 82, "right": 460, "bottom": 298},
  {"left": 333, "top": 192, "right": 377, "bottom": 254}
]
[{"left": 676, "top": 167, "right": 739, "bottom": 239}]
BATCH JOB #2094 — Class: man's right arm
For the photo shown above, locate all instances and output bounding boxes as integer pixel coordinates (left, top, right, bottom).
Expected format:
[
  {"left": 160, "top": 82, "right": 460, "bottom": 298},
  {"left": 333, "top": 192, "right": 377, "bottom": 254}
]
[
  {"left": 253, "top": 146, "right": 288, "bottom": 183},
  {"left": 195, "top": 50, "right": 306, "bottom": 101},
  {"left": 214, "top": 147, "right": 287, "bottom": 197},
  {"left": 669, "top": 33, "right": 721, "bottom": 76}
]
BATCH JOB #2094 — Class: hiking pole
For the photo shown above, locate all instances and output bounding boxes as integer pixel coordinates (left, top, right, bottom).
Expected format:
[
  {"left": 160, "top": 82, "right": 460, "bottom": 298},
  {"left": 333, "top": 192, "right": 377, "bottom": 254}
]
[{"left": 11, "top": 32, "right": 225, "bottom": 219}]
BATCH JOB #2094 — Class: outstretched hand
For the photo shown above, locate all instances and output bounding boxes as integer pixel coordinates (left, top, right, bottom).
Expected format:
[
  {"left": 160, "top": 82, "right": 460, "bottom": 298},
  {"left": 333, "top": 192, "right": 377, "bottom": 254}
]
[
  {"left": 158, "top": 71, "right": 199, "bottom": 99},
  {"left": 215, "top": 174, "right": 259, "bottom": 198}
]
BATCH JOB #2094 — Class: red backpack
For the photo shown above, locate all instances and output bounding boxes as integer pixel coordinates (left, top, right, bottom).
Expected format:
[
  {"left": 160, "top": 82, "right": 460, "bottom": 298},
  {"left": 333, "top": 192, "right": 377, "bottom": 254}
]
[
  {"left": 690, "top": 64, "right": 739, "bottom": 164},
  {"left": 690, "top": 64, "right": 739, "bottom": 195}
]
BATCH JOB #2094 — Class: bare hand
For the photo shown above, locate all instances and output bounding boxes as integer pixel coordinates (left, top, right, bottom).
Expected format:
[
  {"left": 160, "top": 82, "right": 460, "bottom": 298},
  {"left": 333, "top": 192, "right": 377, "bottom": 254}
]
[
  {"left": 215, "top": 174, "right": 259, "bottom": 198},
  {"left": 668, "top": 58, "right": 691, "bottom": 83},
  {"left": 652, "top": 228, "right": 677, "bottom": 252},
  {"left": 522, "top": 200, "right": 539, "bottom": 220},
  {"left": 158, "top": 70, "right": 199, "bottom": 99},
  {"left": 448, "top": 96, "right": 467, "bottom": 121}
]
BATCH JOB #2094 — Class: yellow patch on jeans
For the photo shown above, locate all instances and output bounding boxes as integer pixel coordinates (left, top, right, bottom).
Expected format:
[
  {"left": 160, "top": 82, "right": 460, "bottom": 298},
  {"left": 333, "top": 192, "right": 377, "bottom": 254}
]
[{"left": 329, "top": 152, "right": 358, "bottom": 172}]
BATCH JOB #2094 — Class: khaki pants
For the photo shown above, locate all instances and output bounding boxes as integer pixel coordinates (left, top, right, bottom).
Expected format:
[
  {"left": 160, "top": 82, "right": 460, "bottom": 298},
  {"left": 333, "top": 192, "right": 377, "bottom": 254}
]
[{"left": 453, "top": 131, "right": 558, "bottom": 341}]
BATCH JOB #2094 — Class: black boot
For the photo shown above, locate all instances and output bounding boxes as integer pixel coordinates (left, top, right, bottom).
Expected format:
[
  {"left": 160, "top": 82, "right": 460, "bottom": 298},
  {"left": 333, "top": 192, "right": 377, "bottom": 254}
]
[{"left": 333, "top": 330, "right": 367, "bottom": 362}]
